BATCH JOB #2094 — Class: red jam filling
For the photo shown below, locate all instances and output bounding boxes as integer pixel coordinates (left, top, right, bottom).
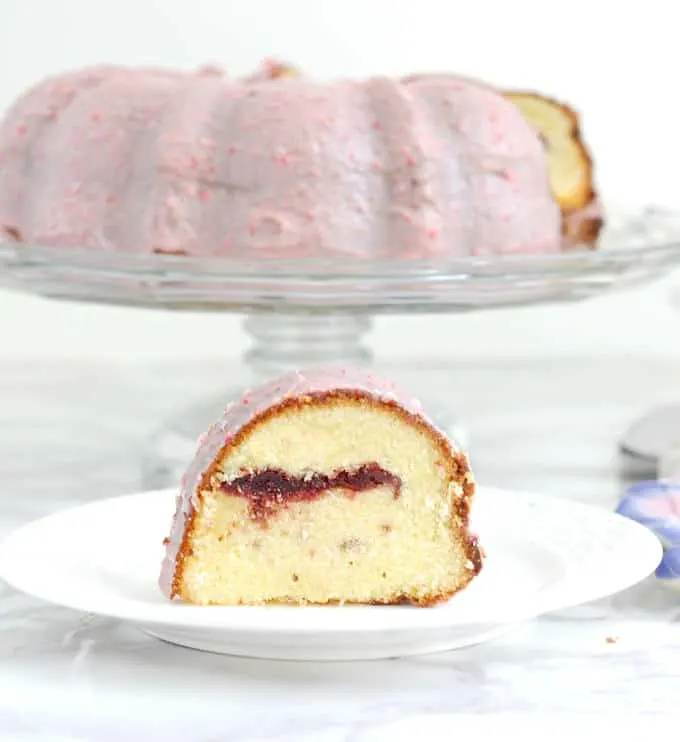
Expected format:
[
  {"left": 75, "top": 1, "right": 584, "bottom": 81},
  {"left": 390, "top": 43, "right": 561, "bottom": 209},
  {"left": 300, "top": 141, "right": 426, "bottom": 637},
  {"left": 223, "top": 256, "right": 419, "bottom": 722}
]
[{"left": 220, "top": 463, "right": 402, "bottom": 523}]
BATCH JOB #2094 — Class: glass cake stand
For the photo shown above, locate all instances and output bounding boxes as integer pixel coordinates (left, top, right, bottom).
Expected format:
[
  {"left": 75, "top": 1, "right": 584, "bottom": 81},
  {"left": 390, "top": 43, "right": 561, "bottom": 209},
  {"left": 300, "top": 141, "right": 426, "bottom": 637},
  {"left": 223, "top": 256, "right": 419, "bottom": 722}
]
[{"left": 1, "top": 204, "right": 679, "bottom": 488}]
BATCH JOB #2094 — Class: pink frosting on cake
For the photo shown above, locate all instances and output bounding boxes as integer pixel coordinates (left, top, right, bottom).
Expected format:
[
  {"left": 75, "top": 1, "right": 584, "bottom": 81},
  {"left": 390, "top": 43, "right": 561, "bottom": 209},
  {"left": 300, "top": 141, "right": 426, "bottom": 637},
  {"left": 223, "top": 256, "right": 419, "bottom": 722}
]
[
  {"left": 0, "top": 64, "right": 561, "bottom": 258},
  {"left": 158, "top": 365, "right": 453, "bottom": 597}
]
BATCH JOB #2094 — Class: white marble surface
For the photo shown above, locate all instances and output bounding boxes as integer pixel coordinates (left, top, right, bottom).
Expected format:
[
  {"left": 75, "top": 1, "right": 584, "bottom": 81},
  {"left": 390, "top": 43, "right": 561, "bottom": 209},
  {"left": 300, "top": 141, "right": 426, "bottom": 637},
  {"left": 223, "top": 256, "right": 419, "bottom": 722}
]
[{"left": 1, "top": 355, "right": 680, "bottom": 740}]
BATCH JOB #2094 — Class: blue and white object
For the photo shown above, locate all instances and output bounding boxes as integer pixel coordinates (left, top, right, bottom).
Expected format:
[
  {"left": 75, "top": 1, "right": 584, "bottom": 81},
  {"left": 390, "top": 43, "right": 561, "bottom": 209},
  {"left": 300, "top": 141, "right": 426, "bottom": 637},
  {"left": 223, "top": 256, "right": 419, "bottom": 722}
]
[{"left": 617, "top": 480, "right": 680, "bottom": 583}]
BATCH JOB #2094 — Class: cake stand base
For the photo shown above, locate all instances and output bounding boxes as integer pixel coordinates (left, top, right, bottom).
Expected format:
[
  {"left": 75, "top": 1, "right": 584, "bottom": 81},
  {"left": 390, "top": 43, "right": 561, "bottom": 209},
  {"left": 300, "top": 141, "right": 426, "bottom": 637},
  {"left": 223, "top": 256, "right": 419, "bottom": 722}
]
[{"left": 139, "top": 310, "right": 468, "bottom": 490}]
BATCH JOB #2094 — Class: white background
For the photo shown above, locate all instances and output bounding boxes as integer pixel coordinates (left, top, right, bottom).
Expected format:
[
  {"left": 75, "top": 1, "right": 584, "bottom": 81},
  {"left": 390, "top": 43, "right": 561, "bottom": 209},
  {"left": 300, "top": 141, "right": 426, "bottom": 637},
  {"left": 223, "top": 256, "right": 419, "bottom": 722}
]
[{"left": 0, "top": 0, "right": 679, "bottom": 361}]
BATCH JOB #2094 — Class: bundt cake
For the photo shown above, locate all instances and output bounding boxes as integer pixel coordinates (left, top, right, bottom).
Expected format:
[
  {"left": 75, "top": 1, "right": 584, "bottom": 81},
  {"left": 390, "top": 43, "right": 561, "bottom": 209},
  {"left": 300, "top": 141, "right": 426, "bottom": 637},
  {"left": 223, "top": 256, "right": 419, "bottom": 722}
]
[
  {"left": 0, "top": 63, "right": 563, "bottom": 258},
  {"left": 159, "top": 366, "right": 483, "bottom": 606},
  {"left": 504, "top": 92, "right": 603, "bottom": 247}
]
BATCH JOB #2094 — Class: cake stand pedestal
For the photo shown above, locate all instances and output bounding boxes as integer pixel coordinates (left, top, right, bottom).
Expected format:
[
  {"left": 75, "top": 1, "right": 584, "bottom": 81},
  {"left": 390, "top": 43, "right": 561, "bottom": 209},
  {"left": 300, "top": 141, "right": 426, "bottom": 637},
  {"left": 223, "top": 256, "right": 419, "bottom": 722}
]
[
  {"left": 242, "top": 311, "right": 372, "bottom": 376},
  {"left": 1, "top": 204, "right": 679, "bottom": 490}
]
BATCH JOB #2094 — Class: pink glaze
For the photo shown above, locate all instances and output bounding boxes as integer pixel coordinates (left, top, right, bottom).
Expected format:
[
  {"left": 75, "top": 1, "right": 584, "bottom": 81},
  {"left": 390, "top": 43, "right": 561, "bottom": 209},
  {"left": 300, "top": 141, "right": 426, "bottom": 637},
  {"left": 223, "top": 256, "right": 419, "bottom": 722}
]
[
  {"left": 0, "top": 65, "right": 561, "bottom": 258},
  {"left": 158, "top": 365, "right": 455, "bottom": 598}
]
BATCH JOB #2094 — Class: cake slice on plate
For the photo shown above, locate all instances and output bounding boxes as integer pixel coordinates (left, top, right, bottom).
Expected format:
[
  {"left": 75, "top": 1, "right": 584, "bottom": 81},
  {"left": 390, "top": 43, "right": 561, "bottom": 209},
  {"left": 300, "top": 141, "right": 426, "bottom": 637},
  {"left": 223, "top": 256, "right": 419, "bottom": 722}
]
[{"left": 159, "top": 366, "right": 483, "bottom": 606}]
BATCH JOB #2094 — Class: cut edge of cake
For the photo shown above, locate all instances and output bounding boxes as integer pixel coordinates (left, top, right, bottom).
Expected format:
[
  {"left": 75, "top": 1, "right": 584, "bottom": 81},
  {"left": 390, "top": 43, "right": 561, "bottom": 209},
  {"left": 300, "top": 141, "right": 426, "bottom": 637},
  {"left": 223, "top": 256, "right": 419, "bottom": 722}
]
[{"left": 504, "top": 91, "right": 604, "bottom": 248}]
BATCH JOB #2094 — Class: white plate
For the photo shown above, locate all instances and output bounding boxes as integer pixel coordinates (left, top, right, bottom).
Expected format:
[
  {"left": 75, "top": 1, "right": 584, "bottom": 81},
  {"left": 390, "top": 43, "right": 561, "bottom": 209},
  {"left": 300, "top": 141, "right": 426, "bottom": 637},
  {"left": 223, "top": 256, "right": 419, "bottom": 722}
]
[{"left": 0, "top": 486, "right": 662, "bottom": 661}]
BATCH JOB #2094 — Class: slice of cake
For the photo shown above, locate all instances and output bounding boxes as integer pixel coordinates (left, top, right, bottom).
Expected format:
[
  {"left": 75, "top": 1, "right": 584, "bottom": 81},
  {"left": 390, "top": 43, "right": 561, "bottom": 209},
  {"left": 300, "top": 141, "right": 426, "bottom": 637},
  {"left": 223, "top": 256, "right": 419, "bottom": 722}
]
[
  {"left": 504, "top": 91, "right": 604, "bottom": 247},
  {"left": 159, "top": 366, "right": 483, "bottom": 606}
]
